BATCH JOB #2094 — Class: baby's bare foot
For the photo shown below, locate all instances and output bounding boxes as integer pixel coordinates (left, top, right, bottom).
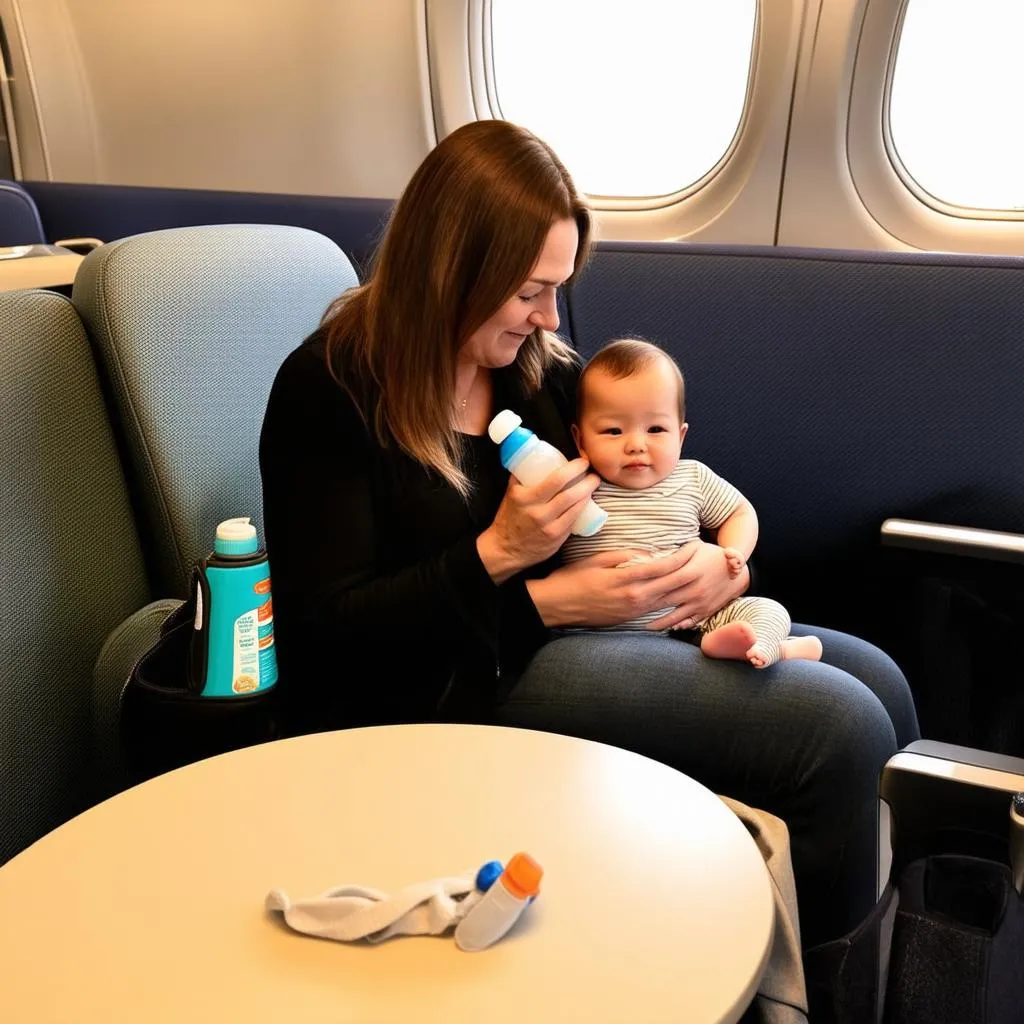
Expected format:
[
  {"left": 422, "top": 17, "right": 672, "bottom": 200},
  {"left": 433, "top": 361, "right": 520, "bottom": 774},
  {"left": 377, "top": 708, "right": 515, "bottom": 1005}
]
[
  {"left": 780, "top": 635, "right": 823, "bottom": 663},
  {"left": 746, "top": 644, "right": 771, "bottom": 668},
  {"left": 701, "top": 621, "right": 757, "bottom": 660}
]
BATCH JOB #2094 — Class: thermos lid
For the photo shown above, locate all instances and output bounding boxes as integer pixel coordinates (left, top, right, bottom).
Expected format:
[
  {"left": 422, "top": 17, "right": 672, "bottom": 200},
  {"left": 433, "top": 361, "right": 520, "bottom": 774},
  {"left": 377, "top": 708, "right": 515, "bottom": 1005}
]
[
  {"left": 214, "top": 517, "right": 259, "bottom": 556},
  {"left": 488, "top": 409, "right": 522, "bottom": 444}
]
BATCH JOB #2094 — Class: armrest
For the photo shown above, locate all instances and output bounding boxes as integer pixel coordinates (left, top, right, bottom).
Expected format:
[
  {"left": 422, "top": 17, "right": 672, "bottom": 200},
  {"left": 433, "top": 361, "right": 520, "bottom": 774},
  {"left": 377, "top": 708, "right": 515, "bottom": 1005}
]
[
  {"left": 53, "top": 236, "right": 103, "bottom": 254},
  {"left": 91, "top": 598, "right": 183, "bottom": 800},
  {"left": 880, "top": 518, "right": 1024, "bottom": 566},
  {"left": 879, "top": 739, "right": 1024, "bottom": 896}
]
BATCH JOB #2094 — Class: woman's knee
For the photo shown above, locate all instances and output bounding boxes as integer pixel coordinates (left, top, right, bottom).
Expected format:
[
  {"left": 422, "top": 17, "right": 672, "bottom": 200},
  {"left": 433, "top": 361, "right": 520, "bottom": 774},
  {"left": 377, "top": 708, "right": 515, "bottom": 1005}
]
[
  {"left": 798, "top": 666, "right": 899, "bottom": 791},
  {"left": 791, "top": 624, "right": 920, "bottom": 747}
]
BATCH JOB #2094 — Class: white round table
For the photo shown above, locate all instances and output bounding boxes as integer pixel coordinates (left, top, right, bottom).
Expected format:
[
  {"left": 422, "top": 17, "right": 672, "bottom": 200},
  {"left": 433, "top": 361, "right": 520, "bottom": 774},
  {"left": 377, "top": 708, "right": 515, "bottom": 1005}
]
[
  {"left": 0, "top": 248, "right": 83, "bottom": 292},
  {"left": 0, "top": 725, "right": 774, "bottom": 1023}
]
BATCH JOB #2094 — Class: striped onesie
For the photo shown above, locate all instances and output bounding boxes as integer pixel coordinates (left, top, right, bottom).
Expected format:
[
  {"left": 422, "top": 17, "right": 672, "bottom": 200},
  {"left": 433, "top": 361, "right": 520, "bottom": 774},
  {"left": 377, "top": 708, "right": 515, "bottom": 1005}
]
[{"left": 561, "top": 460, "right": 792, "bottom": 664}]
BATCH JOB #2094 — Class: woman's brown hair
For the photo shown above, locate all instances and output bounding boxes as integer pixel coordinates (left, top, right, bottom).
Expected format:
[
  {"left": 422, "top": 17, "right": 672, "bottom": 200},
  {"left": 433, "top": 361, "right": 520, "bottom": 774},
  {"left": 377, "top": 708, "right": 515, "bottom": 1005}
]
[{"left": 322, "top": 119, "right": 592, "bottom": 496}]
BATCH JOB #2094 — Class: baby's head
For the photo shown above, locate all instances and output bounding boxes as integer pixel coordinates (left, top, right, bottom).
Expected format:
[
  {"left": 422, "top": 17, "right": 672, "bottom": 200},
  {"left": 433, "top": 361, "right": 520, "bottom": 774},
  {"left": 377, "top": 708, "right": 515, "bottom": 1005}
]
[{"left": 573, "top": 339, "right": 688, "bottom": 489}]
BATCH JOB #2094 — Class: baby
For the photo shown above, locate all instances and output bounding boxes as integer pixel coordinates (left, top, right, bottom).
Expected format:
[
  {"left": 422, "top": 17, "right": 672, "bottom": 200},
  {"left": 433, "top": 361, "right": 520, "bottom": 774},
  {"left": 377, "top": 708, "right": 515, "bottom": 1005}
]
[{"left": 562, "top": 339, "right": 822, "bottom": 668}]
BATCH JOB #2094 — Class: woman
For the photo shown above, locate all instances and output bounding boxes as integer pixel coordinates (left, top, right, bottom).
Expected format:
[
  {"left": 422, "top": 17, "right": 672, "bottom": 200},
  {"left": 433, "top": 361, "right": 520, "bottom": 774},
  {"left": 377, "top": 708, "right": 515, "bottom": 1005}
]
[{"left": 258, "top": 119, "right": 919, "bottom": 950}]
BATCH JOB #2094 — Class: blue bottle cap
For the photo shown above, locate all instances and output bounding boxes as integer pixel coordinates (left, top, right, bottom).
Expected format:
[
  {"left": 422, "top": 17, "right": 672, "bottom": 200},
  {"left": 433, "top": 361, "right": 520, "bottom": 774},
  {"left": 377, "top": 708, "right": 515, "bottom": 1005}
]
[{"left": 475, "top": 860, "right": 504, "bottom": 892}]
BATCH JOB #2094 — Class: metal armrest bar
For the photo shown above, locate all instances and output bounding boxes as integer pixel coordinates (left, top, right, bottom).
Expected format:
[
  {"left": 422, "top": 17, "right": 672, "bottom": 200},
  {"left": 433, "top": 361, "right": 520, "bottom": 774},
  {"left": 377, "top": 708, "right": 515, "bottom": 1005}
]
[{"left": 881, "top": 518, "right": 1024, "bottom": 565}]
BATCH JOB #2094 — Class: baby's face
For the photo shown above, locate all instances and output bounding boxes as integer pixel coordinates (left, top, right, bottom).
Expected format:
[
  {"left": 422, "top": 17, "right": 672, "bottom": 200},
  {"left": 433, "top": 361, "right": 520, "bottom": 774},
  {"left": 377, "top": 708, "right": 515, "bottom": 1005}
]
[{"left": 574, "top": 362, "right": 687, "bottom": 489}]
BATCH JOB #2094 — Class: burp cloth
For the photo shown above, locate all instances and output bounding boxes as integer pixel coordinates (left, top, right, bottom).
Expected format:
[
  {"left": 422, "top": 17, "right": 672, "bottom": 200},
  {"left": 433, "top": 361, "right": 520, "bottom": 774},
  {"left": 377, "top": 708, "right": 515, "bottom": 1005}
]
[{"left": 266, "top": 871, "right": 486, "bottom": 944}]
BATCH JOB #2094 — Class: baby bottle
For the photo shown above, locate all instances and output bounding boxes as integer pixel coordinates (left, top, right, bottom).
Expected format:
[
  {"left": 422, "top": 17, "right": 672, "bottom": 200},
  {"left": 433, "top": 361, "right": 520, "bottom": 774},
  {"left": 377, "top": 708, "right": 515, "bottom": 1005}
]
[
  {"left": 454, "top": 851, "right": 543, "bottom": 951},
  {"left": 189, "top": 517, "right": 279, "bottom": 697},
  {"left": 488, "top": 410, "right": 607, "bottom": 537}
]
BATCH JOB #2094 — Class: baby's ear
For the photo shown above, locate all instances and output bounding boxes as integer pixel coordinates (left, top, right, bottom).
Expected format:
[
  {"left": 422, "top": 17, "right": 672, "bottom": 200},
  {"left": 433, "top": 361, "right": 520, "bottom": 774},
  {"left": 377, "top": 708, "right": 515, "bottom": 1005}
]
[
  {"left": 679, "top": 422, "right": 689, "bottom": 451},
  {"left": 571, "top": 423, "right": 585, "bottom": 455}
]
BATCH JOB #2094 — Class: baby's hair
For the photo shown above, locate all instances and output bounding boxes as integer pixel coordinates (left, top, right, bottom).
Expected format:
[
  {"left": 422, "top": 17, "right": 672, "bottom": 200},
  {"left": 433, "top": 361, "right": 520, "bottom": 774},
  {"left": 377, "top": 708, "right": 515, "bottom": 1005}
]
[{"left": 577, "top": 338, "right": 685, "bottom": 420}]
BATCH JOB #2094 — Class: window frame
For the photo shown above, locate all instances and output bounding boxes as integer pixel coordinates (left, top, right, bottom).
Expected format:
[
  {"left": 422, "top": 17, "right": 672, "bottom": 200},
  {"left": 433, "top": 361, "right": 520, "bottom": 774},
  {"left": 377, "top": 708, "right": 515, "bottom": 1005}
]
[
  {"left": 843, "top": 0, "right": 1024, "bottom": 251},
  {"left": 425, "top": 0, "right": 802, "bottom": 244},
  {"left": 483, "top": 0, "right": 759, "bottom": 208},
  {"left": 880, "top": 0, "right": 1024, "bottom": 222}
]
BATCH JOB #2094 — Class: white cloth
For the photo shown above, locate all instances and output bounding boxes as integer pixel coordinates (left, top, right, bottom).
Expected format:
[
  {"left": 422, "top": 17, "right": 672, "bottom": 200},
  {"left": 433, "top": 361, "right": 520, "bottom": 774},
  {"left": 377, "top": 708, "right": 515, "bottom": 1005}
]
[{"left": 266, "top": 873, "right": 483, "bottom": 944}]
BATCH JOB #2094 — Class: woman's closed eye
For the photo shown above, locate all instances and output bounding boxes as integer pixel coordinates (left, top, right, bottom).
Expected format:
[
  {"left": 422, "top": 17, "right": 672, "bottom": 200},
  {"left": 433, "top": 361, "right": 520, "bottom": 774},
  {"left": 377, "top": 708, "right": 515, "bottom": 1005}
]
[{"left": 519, "top": 284, "right": 561, "bottom": 303}]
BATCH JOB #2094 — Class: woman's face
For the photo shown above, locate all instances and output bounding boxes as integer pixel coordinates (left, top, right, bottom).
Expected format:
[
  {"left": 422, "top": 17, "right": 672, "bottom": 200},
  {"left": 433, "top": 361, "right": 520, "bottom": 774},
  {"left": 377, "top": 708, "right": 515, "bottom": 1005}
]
[{"left": 460, "top": 217, "right": 579, "bottom": 369}]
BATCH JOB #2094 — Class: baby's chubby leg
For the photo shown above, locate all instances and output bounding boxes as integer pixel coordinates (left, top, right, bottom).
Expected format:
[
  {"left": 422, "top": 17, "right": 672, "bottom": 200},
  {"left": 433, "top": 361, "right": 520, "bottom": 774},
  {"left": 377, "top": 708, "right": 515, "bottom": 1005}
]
[{"left": 701, "top": 597, "right": 820, "bottom": 668}]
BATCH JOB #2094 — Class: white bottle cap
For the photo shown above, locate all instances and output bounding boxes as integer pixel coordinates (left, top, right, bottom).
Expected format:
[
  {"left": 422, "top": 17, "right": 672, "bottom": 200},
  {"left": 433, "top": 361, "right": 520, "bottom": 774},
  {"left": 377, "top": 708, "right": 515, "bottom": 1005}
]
[
  {"left": 488, "top": 409, "right": 523, "bottom": 444},
  {"left": 216, "top": 517, "right": 256, "bottom": 544},
  {"left": 572, "top": 501, "right": 608, "bottom": 537}
]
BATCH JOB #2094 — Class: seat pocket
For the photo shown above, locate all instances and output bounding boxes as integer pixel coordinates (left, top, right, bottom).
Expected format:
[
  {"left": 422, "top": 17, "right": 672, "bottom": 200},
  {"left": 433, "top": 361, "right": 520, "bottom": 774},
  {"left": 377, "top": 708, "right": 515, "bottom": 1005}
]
[
  {"left": 120, "top": 601, "right": 278, "bottom": 785},
  {"left": 885, "top": 854, "right": 1024, "bottom": 1024}
]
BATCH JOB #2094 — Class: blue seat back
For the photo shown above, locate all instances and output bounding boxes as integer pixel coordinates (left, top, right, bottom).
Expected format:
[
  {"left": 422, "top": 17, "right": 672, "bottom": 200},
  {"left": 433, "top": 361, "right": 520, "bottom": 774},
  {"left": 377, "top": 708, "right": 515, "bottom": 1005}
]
[
  {"left": 568, "top": 242, "right": 1024, "bottom": 624},
  {"left": 0, "top": 180, "right": 45, "bottom": 245},
  {"left": 73, "top": 224, "right": 359, "bottom": 597}
]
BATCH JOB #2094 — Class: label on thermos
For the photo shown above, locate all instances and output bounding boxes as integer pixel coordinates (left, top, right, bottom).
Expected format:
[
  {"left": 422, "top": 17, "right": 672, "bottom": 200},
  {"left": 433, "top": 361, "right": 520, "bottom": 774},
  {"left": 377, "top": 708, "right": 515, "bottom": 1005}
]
[
  {"left": 230, "top": 585, "right": 277, "bottom": 694},
  {"left": 232, "top": 609, "right": 261, "bottom": 693}
]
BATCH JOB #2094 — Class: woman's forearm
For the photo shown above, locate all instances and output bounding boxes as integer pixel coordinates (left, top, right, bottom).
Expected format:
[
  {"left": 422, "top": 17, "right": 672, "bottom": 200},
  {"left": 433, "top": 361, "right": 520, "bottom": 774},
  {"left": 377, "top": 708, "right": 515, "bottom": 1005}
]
[{"left": 476, "top": 527, "right": 527, "bottom": 585}]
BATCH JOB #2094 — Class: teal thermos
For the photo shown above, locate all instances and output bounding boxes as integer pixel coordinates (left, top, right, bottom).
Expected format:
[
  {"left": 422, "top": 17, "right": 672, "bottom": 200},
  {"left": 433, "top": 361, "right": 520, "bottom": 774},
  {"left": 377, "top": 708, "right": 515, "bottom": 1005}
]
[{"left": 189, "top": 517, "right": 279, "bottom": 697}]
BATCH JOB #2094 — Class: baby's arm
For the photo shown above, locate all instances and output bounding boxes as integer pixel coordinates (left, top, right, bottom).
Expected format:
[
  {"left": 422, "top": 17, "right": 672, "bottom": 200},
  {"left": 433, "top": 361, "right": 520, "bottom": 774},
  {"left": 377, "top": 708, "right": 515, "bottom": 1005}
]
[{"left": 715, "top": 499, "right": 758, "bottom": 577}]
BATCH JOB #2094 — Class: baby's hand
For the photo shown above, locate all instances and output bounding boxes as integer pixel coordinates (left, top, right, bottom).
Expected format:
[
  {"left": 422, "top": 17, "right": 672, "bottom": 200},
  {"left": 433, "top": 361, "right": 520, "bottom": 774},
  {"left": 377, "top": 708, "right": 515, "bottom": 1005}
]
[{"left": 722, "top": 547, "right": 746, "bottom": 577}]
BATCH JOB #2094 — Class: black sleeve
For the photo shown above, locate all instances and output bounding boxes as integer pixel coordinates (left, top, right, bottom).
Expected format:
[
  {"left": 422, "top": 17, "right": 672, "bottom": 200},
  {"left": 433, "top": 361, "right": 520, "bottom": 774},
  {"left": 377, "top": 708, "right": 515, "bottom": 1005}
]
[
  {"left": 744, "top": 558, "right": 761, "bottom": 596},
  {"left": 259, "top": 344, "right": 506, "bottom": 650}
]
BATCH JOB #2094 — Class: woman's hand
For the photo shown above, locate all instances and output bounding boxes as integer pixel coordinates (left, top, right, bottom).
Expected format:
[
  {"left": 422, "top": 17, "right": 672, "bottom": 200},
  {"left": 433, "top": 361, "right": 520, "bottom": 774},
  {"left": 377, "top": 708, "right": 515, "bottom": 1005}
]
[
  {"left": 644, "top": 540, "right": 749, "bottom": 631},
  {"left": 476, "top": 458, "right": 601, "bottom": 584},
  {"left": 526, "top": 539, "right": 749, "bottom": 629}
]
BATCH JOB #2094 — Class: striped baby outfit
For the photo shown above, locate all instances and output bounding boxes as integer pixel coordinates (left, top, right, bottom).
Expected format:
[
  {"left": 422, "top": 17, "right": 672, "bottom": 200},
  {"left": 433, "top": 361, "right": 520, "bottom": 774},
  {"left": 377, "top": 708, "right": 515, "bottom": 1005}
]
[{"left": 561, "top": 459, "right": 791, "bottom": 663}]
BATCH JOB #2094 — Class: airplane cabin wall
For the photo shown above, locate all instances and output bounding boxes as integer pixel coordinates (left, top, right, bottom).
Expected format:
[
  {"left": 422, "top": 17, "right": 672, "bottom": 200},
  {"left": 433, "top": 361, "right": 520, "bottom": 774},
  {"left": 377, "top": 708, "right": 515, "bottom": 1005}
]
[
  {"left": 1, "top": 0, "right": 1023, "bottom": 255},
  {"left": 778, "top": 0, "right": 1024, "bottom": 255},
  {"left": 0, "top": 0, "right": 434, "bottom": 198}
]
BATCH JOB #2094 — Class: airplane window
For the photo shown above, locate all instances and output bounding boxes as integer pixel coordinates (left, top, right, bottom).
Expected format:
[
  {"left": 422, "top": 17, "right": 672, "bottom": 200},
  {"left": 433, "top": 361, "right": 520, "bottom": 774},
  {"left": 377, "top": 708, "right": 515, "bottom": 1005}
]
[
  {"left": 489, "top": 0, "right": 757, "bottom": 199},
  {"left": 889, "top": 0, "right": 1024, "bottom": 212}
]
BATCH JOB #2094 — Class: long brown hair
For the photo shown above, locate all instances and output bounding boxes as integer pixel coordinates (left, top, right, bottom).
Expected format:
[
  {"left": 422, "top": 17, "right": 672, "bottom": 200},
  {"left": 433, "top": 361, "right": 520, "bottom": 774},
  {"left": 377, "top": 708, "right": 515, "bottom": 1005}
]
[{"left": 323, "top": 119, "right": 592, "bottom": 496}]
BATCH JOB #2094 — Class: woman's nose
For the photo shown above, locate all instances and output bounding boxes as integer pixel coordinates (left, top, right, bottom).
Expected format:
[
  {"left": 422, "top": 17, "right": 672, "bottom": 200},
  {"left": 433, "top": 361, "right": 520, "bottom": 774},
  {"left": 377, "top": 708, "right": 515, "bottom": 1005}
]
[{"left": 528, "top": 295, "right": 559, "bottom": 332}]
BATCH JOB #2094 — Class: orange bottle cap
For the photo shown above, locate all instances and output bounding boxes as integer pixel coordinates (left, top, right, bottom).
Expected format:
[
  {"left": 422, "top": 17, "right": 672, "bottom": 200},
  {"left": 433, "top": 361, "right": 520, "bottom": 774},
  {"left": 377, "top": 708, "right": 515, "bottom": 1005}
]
[{"left": 501, "top": 852, "right": 543, "bottom": 900}]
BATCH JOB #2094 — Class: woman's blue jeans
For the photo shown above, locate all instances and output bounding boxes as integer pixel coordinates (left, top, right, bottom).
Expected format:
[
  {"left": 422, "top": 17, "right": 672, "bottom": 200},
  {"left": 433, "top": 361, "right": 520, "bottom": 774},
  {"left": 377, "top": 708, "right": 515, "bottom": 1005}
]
[{"left": 493, "top": 624, "right": 920, "bottom": 948}]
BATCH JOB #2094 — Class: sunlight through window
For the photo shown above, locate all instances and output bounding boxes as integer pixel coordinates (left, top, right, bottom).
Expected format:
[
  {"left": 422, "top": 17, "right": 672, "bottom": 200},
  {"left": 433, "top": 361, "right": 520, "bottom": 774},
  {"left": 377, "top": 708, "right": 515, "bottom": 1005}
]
[
  {"left": 890, "top": 0, "right": 1024, "bottom": 211},
  {"left": 490, "top": 0, "right": 757, "bottom": 198}
]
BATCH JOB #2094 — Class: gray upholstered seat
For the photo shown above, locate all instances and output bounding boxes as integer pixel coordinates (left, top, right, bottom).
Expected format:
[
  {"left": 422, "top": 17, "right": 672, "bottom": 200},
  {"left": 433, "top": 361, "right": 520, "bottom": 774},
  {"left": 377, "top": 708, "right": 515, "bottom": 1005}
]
[
  {"left": 72, "top": 223, "right": 358, "bottom": 598},
  {"left": 0, "top": 289, "right": 150, "bottom": 862}
]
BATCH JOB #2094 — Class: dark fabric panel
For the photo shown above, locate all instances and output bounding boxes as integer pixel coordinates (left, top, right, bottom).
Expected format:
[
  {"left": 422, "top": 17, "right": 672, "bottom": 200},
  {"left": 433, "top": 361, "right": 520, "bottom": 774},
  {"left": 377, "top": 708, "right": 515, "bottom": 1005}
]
[
  {"left": 0, "top": 179, "right": 45, "bottom": 245},
  {"left": 566, "top": 243, "right": 1024, "bottom": 649},
  {"left": 23, "top": 182, "right": 393, "bottom": 280}
]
